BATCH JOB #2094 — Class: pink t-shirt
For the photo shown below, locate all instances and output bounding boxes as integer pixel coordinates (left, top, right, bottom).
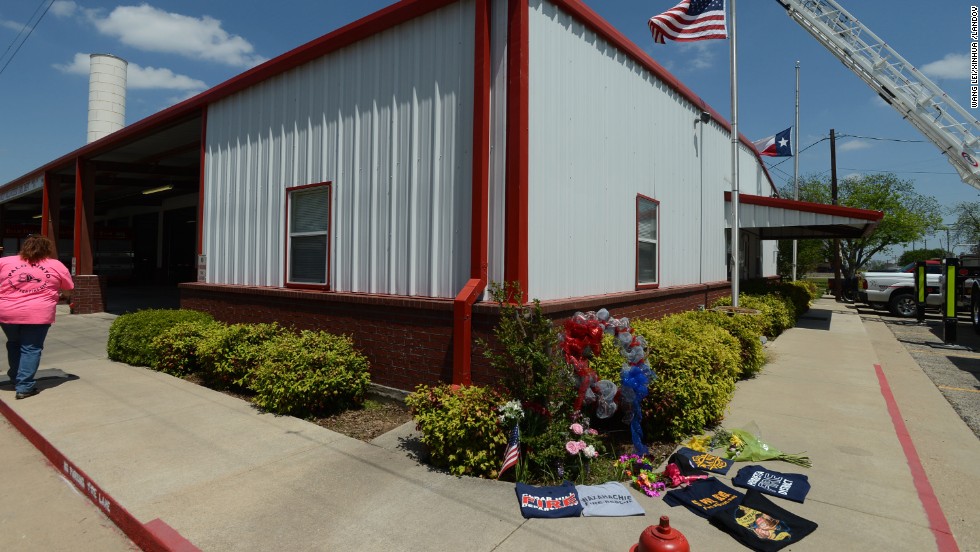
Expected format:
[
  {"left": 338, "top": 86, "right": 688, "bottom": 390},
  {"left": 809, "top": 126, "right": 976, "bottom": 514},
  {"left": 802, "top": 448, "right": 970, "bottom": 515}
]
[{"left": 0, "top": 256, "right": 75, "bottom": 325}]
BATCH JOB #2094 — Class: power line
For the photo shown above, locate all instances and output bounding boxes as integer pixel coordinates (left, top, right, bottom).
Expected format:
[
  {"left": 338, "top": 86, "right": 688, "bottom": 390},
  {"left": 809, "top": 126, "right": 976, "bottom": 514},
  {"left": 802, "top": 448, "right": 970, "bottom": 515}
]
[{"left": 0, "top": 0, "right": 56, "bottom": 79}]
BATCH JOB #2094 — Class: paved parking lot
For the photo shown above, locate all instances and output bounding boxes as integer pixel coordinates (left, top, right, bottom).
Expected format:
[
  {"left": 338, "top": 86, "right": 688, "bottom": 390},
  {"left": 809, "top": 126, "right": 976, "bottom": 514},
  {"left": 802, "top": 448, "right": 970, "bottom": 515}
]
[{"left": 851, "top": 302, "right": 980, "bottom": 438}]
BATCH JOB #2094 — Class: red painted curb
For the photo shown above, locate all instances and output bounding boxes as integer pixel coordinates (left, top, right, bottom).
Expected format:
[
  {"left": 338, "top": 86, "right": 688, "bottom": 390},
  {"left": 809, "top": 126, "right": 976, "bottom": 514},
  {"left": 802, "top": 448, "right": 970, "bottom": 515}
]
[
  {"left": 873, "top": 364, "right": 960, "bottom": 552},
  {"left": 0, "top": 398, "right": 200, "bottom": 552}
]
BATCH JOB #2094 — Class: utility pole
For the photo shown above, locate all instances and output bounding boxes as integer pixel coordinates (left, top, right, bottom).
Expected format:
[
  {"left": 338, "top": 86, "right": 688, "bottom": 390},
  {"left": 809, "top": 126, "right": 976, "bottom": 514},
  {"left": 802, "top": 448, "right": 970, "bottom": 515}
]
[{"left": 831, "top": 129, "right": 841, "bottom": 301}]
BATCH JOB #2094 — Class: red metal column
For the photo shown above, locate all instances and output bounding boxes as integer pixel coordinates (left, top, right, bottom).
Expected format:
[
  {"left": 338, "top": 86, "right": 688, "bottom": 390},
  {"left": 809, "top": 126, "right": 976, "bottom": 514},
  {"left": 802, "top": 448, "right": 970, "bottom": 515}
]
[
  {"left": 452, "top": 0, "right": 492, "bottom": 386},
  {"left": 504, "top": 0, "right": 529, "bottom": 302}
]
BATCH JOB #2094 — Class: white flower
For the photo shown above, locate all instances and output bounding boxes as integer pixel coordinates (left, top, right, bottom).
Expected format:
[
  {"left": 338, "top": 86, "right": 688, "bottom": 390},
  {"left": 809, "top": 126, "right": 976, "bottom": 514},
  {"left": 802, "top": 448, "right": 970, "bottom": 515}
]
[{"left": 583, "top": 445, "right": 597, "bottom": 459}]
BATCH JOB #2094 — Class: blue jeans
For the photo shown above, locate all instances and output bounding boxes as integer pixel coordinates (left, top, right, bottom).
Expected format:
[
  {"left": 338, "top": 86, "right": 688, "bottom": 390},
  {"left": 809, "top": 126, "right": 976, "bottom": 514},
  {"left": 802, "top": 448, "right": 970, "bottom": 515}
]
[{"left": 2, "top": 324, "right": 51, "bottom": 394}]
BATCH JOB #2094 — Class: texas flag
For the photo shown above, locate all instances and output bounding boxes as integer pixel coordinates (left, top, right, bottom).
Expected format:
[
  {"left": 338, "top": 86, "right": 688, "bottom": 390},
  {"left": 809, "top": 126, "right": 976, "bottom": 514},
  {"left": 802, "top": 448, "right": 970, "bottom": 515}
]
[{"left": 753, "top": 127, "right": 793, "bottom": 157}]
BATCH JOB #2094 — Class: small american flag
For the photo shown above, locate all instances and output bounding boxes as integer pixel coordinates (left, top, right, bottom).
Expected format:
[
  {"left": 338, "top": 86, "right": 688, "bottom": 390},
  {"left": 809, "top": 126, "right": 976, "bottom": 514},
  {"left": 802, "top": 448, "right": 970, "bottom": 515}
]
[
  {"left": 649, "top": 0, "right": 728, "bottom": 44},
  {"left": 497, "top": 424, "right": 520, "bottom": 479}
]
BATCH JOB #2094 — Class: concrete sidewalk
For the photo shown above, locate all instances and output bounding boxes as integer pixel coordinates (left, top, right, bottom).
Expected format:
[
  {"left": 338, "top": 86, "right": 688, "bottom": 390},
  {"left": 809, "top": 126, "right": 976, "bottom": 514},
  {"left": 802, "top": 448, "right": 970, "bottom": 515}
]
[{"left": 0, "top": 297, "right": 978, "bottom": 551}]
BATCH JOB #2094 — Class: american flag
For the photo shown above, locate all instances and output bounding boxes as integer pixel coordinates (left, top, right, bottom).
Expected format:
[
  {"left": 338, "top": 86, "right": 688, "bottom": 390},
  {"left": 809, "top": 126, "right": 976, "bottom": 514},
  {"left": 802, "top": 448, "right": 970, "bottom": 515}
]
[
  {"left": 497, "top": 424, "right": 520, "bottom": 479},
  {"left": 649, "top": 0, "right": 728, "bottom": 44}
]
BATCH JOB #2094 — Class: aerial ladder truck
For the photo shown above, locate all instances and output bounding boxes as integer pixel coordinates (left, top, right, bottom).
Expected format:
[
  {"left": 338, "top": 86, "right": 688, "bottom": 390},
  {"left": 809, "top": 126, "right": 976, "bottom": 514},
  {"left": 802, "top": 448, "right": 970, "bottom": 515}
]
[{"left": 775, "top": 0, "right": 980, "bottom": 331}]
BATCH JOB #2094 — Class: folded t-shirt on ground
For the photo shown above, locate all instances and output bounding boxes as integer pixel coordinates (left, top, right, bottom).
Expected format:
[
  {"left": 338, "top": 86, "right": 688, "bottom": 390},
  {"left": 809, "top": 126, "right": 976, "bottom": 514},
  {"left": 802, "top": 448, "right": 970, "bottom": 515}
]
[
  {"left": 575, "top": 482, "right": 646, "bottom": 517},
  {"left": 662, "top": 478, "right": 743, "bottom": 519},
  {"left": 670, "top": 446, "right": 735, "bottom": 475},
  {"left": 732, "top": 465, "right": 811, "bottom": 503},
  {"left": 515, "top": 481, "right": 583, "bottom": 518},
  {"left": 709, "top": 490, "right": 818, "bottom": 552}
]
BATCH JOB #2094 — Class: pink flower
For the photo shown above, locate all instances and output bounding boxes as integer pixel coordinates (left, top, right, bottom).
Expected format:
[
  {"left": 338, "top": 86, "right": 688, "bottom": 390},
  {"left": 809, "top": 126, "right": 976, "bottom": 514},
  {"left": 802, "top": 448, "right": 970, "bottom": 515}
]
[
  {"left": 569, "top": 423, "right": 584, "bottom": 435},
  {"left": 565, "top": 440, "right": 587, "bottom": 455},
  {"left": 587, "top": 429, "right": 598, "bottom": 435}
]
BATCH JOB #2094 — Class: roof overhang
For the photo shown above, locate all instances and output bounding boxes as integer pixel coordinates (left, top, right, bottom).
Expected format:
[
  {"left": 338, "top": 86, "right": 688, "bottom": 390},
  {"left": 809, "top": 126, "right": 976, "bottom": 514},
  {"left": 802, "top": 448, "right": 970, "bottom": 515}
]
[{"left": 724, "top": 192, "right": 884, "bottom": 239}]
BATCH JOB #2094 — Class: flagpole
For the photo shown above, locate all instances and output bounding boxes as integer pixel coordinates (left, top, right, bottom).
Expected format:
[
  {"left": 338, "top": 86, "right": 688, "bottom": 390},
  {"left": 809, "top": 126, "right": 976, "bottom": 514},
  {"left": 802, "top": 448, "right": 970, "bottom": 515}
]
[
  {"left": 729, "top": 0, "right": 740, "bottom": 307},
  {"left": 792, "top": 60, "right": 800, "bottom": 281}
]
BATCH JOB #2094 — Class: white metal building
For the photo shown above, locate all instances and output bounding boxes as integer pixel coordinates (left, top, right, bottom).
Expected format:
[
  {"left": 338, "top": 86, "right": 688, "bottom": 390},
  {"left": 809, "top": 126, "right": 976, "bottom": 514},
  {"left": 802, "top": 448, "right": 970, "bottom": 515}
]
[{"left": 0, "top": 0, "right": 881, "bottom": 390}]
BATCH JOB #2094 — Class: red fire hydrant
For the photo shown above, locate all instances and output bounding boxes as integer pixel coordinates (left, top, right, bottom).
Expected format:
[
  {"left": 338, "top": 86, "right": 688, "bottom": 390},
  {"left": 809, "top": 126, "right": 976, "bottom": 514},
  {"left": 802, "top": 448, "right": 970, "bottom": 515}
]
[{"left": 630, "top": 516, "right": 690, "bottom": 552}]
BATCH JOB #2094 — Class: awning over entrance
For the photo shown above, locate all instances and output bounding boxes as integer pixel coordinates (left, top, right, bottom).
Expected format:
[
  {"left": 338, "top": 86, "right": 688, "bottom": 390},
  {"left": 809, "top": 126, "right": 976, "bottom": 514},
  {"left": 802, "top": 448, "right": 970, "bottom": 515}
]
[{"left": 724, "top": 192, "right": 884, "bottom": 239}]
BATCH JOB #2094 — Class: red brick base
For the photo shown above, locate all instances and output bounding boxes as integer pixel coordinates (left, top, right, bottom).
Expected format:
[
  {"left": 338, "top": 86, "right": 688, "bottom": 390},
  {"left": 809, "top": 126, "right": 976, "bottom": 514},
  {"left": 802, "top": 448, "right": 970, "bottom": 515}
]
[
  {"left": 179, "top": 281, "right": 731, "bottom": 391},
  {"left": 71, "top": 275, "right": 107, "bottom": 314}
]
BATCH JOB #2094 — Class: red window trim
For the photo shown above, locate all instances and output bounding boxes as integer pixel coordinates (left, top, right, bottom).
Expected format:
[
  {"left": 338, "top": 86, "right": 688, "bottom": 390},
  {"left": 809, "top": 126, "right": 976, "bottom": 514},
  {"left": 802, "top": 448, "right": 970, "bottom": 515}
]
[
  {"left": 284, "top": 182, "right": 332, "bottom": 291},
  {"left": 636, "top": 194, "right": 660, "bottom": 290}
]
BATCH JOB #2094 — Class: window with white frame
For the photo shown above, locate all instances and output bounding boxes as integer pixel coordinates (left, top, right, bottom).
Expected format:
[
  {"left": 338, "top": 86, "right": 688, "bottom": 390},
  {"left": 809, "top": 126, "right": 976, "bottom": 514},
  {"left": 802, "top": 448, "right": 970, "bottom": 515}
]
[
  {"left": 637, "top": 195, "right": 659, "bottom": 287},
  {"left": 287, "top": 184, "right": 330, "bottom": 287}
]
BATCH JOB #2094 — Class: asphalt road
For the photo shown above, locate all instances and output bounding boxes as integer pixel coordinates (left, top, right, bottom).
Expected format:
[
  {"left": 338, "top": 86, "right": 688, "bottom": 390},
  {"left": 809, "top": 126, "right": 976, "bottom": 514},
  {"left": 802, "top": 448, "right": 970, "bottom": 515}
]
[{"left": 851, "top": 301, "right": 980, "bottom": 438}]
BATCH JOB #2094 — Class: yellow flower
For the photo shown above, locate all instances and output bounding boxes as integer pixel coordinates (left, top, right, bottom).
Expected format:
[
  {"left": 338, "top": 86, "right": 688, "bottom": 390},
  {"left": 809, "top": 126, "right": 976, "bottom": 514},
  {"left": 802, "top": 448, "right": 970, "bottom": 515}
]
[
  {"left": 729, "top": 433, "right": 744, "bottom": 449},
  {"left": 684, "top": 434, "right": 711, "bottom": 452}
]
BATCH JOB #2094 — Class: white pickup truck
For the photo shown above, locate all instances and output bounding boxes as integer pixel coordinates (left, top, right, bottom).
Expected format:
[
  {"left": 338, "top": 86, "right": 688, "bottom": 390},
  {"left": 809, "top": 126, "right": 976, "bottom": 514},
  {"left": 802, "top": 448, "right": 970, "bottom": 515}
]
[{"left": 857, "top": 261, "right": 942, "bottom": 318}]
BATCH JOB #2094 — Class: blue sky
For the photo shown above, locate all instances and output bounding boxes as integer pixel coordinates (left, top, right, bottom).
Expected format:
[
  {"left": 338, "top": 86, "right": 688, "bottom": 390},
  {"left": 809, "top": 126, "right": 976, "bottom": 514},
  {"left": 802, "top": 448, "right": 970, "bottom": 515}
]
[{"left": 0, "top": 0, "right": 977, "bottom": 257}]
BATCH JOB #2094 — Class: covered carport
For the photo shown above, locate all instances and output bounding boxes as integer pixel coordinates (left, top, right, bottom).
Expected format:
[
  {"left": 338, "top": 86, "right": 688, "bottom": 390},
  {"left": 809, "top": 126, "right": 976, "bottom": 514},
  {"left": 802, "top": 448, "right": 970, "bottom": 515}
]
[
  {"left": 725, "top": 191, "right": 884, "bottom": 279},
  {"left": 0, "top": 112, "right": 204, "bottom": 314}
]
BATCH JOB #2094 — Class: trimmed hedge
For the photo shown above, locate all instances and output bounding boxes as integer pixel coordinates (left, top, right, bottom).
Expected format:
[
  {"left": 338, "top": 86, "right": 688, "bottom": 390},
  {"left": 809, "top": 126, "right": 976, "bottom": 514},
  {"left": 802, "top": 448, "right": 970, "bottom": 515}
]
[
  {"left": 151, "top": 320, "right": 224, "bottom": 377},
  {"left": 249, "top": 331, "right": 370, "bottom": 417},
  {"left": 197, "top": 323, "right": 287, "bottom": 390},
  {"left": 590, "top": 333, "right": 626, "bottom": 383},
  {"left": 633, "top": 315, "right": 739, "bottom": 441},
  {"left": 673, "top": 310, "right": 766, "bottom": 380},
  {"left": 406, "top": 384, "right": 508, "bottom": 478},
  {"left": 107, "top": 309, "right": 215, "bottom": 367},
  {"left": 713, "top": 294, "right": 795, "bottom": 338}
]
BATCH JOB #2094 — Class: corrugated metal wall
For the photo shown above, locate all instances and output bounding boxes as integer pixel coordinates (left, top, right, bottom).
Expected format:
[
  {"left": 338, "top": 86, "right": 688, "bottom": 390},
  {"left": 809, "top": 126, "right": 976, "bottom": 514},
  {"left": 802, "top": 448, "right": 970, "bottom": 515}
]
[
  {"left": 526, "top": 0, "right": 771, "bottom": 301},
  {"left": 203, "top": 1, "right": 475, "bottom": 297},
  {"left": 487, "top": 0, "right": 509, "bottom": 295}
]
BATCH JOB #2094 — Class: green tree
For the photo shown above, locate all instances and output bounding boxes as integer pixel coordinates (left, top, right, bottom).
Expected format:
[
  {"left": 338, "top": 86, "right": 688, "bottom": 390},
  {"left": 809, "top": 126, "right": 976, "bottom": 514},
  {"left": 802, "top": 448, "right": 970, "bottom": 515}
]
[
  {"left": 779, "top": 173, "right": 942, "bottom": 278},
  {"left": 897, "top": 248, "right": 946, "bottom": 266},
  {"left": 776, "top": 238, "right": 825, "bottom": 277},
  {"left": 950, "top": 202, "right": 980, "bottom": 254}
]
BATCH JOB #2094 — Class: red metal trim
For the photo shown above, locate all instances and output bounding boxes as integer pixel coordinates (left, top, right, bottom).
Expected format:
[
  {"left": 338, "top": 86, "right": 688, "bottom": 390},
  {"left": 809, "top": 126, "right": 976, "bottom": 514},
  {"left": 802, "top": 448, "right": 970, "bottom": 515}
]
[
  {"left": 40, "top": 172, "right": 50, "bottom": 238},
  {"left": 284, "top": 182, "right": 332, "bottom": 290},
  {"left": 72, "top": 159, "right": 82, "bottom": 273},
  {"left": 197, "top": 106, "right": 207, "bottom": 256},
  {"left": 635, "top": 194, "right": 661, "bottom": 290},
  {"left": 2, "top": 0, "right": 460, "bottom": 193},
  {"left": 504, "top": 0, "right": 530, "bottom": 302},
  {"left": 544, "top": 0, "right": 778, "bottom": 195},
  {"left": 452, "top": 0, "right": 492, "bottom": 386},
  {"left": 724, "top": 191, "right": 884, "bottom": 221}
]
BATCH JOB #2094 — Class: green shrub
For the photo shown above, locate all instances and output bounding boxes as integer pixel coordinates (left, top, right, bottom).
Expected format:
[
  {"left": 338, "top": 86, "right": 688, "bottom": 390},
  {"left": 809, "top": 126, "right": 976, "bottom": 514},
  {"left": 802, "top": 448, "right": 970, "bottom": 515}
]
[
  {"left": 151, "top": 320, "right": 224, "bottom": 376},
  {"left": 633, "top": 315, "right": 738, "bottom": 440},
  {"left": 675, "top": 310, "right": 766, "bottom": 379},
  {"left": 107, "top": 309, "right": 215, "bottom": 367},
  {"left": 197, "top": 322, "right": 286, "bottom": 390},
  {"left": 249, "top": 331, "right": 370, "bottom": 417},
  {"left": 713, "top": 294, "right": 795, "bottom": 337},
  {"left": 792, "top": 279, "right": 821, "bottom": 302},
  {"left": 406, "top": 384, "right": 508, "bottom": 478},
  {"left": 742, "top": 280, "right": 812, "bottom": 318},
  {"left": 590, "top": 333, "right": 625, "bottom": 383}
]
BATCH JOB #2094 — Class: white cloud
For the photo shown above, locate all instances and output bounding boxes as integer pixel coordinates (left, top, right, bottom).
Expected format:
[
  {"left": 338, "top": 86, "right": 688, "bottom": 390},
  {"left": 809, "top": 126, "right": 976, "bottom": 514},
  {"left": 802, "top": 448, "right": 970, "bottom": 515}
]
[
  {"left": 54, "top": 52, "right": 207, "bottom": 91},
  {"left": 87, "top": 4, "right": 266, "bottom": 68},
  {"left": 921, "top": 53, "right": 969, "bottom": 80},
  {"left": 50, "top": 0, "right": 79, "bottom": 18},
  {"left": 53, "top": 52, "right": 91, "bottom": 75},
  {"left": 0, "top": 19, "right": 25, "bottom": 32},
  {"left": 128, "top": 64, "right": 206, "bottom": 91},
  {"left": 680, "top": 42, "right": 715, "bottom": 70},
  {"left": 839, "top": 140, "right": 871, "bottom": 152}
]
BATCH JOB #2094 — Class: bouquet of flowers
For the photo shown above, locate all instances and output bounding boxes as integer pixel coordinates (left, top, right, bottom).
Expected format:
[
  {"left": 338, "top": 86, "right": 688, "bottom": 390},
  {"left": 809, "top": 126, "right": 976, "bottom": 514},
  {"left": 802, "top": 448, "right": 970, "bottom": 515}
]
[
  {"left": 725, "top": 428, "right": 812, "bottom": 468},
  {"left": 616, "top": 454, "right": 666, "bottom": 497}
]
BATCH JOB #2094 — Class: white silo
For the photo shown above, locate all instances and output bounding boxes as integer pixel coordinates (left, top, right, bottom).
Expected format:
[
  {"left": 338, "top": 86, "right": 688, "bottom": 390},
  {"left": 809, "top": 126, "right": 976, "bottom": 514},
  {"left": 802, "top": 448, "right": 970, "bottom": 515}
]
[{"left": 87, "top": 54, "right": 128, "bottom": 143}]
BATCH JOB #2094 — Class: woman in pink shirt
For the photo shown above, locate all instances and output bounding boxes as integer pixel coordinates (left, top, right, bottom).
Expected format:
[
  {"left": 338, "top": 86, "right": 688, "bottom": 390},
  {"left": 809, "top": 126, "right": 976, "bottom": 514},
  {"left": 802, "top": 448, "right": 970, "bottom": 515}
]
[{"left": 0, "top": 235, "right": 74, "bottom": 399}]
